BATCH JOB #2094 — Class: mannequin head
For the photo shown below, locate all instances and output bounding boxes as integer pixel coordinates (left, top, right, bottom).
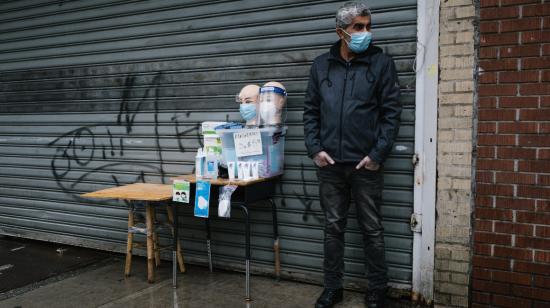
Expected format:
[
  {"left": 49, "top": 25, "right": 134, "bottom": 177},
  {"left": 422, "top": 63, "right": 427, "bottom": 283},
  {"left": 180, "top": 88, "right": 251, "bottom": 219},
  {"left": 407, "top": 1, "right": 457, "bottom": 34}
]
[
  {"left": 259, "top": 81, "right": 287, "bottom": 126},
  {"left": 237, "top": 84, "right": 260, "bottom": 126}
]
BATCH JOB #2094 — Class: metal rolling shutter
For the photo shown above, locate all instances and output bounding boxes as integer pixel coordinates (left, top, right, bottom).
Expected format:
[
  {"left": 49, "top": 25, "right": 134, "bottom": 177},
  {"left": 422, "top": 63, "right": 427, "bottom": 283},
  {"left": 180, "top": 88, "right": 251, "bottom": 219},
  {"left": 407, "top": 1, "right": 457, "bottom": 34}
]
[{"left": 0, "top": 0, "right": 416, "bottom": 288}]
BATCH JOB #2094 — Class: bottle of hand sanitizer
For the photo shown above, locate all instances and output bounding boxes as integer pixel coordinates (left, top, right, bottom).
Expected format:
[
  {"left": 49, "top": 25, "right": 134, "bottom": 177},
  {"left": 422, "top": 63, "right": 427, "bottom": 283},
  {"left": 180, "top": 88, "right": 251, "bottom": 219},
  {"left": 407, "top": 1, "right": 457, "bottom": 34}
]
[
  {"left": 195, "top": 148, "right": 205, "bottom": 178},
  {"left": 204, "top": 149, "right": 218, "bottom": 179}
]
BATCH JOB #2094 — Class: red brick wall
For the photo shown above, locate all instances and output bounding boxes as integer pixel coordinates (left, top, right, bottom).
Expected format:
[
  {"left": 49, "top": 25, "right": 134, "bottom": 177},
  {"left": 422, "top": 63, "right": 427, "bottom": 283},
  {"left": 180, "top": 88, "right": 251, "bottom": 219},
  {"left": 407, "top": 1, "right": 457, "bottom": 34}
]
[{"left": 474, "top": 1, "right": 550, "bottom": 307}]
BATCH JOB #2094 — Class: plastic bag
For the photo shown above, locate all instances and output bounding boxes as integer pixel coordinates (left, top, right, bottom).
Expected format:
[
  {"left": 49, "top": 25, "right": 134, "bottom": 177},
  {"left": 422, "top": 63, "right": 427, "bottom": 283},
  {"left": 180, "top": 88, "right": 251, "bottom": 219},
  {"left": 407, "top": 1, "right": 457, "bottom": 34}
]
[{"left": 218, "top": 185, "right": 237, "bottom": 218}]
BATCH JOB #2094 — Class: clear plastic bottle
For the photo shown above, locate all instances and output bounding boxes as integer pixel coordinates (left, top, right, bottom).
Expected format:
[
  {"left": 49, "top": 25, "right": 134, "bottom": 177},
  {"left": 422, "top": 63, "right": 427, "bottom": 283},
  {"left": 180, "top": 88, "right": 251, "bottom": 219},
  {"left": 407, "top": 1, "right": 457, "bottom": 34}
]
[
  {"left": 195, "top": 148, "right": 205, "bottom": 178},
  {"left": 204, "top": 149, "right": 218, "bottom": 179}
]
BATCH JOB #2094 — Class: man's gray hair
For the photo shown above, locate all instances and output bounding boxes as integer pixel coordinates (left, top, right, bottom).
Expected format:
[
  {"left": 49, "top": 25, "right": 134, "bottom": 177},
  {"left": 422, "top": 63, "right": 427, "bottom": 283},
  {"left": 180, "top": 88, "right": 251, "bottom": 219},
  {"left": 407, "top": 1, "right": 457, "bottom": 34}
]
[{"left": 335, "top": 1, "right": 371, "bottom": 29}]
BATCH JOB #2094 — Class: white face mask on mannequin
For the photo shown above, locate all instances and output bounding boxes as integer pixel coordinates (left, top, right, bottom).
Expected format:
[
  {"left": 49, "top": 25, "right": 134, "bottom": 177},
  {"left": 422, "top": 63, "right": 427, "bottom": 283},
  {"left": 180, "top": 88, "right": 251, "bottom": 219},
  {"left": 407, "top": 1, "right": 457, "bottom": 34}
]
[{"left": 258, "top": 81, "right": 287, "bottom": 126}]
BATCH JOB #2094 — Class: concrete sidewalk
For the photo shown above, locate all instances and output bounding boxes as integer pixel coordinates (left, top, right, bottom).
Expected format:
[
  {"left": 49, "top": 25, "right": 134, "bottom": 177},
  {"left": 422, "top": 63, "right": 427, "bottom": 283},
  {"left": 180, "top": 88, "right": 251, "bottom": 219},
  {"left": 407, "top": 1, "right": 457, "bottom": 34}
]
[{"left": 0, "top": 256, "right": 422, "bottom": 308}]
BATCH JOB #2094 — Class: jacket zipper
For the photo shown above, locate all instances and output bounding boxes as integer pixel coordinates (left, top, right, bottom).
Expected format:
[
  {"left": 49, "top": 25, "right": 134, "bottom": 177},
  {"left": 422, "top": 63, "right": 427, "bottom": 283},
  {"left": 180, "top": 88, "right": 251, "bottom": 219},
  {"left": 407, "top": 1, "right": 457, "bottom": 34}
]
[
  {"left": 339, "top": 62, "right": 351, "bottom": 161},
  {"left": 350, "top": 72, "right": 356, "bottom": 97}
]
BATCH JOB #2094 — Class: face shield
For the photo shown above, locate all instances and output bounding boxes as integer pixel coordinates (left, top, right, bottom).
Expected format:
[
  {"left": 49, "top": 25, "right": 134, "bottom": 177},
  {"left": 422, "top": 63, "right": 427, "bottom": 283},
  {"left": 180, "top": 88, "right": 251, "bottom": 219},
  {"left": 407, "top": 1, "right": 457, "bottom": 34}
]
[{"left": 258, "top": 82, "right": 287, "bottom": 126}]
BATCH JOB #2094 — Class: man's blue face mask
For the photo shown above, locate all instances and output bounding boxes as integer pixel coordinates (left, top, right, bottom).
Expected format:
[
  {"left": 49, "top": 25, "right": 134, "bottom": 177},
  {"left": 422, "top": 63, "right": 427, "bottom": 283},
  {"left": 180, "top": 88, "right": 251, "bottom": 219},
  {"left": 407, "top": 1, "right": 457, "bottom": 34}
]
[
  {"left": 342, "top": 29, "right": 372, "bottom": 54},
  {"left": 239, "top": 103, "right": 257, "bottom": 121}
]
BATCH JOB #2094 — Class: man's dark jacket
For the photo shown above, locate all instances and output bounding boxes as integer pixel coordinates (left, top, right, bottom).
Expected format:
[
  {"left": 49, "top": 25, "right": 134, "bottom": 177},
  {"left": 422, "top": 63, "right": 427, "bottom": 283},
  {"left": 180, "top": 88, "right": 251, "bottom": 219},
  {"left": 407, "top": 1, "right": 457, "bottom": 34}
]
[{"left": 303, "top": 41, "right": 402, "bottom": 164}]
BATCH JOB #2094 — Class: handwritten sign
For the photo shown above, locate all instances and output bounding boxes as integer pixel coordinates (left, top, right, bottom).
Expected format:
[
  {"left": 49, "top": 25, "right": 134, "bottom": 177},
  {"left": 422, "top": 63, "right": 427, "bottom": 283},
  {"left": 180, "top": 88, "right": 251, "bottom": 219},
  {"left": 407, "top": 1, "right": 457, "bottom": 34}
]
[{"left": 234, "top": 129, "right": 262, "bottom": 157}]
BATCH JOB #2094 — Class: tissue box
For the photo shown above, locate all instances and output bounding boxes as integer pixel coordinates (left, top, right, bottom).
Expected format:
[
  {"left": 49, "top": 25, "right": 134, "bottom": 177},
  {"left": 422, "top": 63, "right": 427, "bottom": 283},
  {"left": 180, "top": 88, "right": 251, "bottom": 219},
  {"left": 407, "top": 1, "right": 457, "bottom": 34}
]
[{"left": 201, "top": 121, "right": 227, "bottom": 155}]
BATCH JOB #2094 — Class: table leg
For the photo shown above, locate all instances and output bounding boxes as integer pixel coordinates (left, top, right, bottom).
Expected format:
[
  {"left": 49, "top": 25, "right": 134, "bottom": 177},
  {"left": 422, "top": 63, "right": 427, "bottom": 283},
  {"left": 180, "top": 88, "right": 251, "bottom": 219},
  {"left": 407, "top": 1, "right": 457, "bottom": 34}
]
[
  {"left": 269, "top": 199, "right": 281, "bottom": 281},
  {"left": 238, "top": 204, "right": 251, "bottom": 301},
  {"left": 166, "top": 205, "right": 185, "bottom": 273},
  {"left": 152, "top": 208, "right": 161, "bottom": 267},
  {"left": 145, "top": 202, "right": 155, "bottom": 283},
  {"left": 205, "top": 218, "right": 213, "bottom": 272},
  {"left": 124, "top": 202, "right": 135, "bottom": 277},
  {"left": 172, "top": 202, "right": 178, "bottom": 288}
]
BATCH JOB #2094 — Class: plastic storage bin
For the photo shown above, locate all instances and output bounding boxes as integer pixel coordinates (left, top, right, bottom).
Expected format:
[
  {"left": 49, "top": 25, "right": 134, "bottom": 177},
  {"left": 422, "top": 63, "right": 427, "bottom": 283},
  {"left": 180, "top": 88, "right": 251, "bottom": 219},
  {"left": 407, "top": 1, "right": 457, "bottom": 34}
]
[{"left": 216, "top": 126, "right": 287, "bottom": 178}]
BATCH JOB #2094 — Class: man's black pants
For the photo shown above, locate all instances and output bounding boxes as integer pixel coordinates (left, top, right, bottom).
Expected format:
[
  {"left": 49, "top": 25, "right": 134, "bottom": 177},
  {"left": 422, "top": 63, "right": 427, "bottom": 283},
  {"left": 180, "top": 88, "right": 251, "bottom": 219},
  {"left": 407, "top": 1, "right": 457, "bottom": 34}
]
[{"left": 317, "top": 163, "right": 388, "bottom": 291}]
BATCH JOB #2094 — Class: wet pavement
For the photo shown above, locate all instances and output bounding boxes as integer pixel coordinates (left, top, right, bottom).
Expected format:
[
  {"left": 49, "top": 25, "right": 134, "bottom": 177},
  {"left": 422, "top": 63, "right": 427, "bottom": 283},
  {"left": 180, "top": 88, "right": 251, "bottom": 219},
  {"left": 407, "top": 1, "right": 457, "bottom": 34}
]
[
  {"left": 0, "top": 236, "right": 110, "bottom": 297},
  {"left": 0, "top": 236, "right": 424, "bottom": 308}
]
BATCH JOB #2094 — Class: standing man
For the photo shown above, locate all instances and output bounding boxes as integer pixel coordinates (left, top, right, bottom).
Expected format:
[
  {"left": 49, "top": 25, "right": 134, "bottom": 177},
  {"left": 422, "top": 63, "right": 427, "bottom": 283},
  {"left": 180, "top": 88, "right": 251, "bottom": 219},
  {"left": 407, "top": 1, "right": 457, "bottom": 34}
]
[{"left": 303, "top": 2, "right": 401, "bottom": 308}]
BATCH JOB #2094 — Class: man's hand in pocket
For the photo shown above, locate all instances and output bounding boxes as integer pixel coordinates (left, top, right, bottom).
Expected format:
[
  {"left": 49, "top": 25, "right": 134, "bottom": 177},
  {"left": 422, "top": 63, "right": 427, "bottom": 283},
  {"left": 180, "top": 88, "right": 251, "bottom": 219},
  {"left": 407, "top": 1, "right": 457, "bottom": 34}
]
[
  {"left": 313, "top": 151, "right": 335, "bottom": 168},
  {"left": 355, "top": 155, "right": 380, "bottom": 171}
]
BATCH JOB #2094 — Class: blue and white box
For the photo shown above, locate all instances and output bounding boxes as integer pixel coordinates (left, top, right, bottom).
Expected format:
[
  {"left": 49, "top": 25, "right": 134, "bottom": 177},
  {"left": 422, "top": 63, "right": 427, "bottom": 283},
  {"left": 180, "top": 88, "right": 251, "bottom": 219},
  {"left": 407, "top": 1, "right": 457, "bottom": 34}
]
[{"left": 194, "top": 180, "right": 211, "bottom": 218}]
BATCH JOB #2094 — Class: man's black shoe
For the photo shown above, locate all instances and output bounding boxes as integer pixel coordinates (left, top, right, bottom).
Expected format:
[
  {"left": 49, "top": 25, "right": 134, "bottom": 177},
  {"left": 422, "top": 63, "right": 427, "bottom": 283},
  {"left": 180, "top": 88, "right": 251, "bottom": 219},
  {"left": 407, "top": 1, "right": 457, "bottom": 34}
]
[
  {"left": 315, "top": 288, "right": 343, "bottom": 308},
  {"left": 365, "top": 288, "right": 386, "bottom": 308}
]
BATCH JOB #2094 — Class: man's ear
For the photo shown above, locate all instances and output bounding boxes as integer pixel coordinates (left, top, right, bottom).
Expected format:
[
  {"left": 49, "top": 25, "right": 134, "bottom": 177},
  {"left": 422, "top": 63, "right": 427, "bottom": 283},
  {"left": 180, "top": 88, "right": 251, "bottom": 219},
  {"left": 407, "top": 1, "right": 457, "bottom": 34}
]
[
  {"left": 335, "top": 28, "right": 344, "bottom": 40},
  {"left": 336, "top": 28, "right": 348, "bottom": 41}
]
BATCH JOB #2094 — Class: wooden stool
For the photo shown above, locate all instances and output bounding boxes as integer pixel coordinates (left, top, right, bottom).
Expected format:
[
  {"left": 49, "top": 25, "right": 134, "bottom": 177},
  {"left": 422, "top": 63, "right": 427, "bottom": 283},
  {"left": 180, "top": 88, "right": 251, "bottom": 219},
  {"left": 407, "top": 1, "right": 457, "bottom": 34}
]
[{"left": 124, "top": 202, "right": 185, "bottom": 283}]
